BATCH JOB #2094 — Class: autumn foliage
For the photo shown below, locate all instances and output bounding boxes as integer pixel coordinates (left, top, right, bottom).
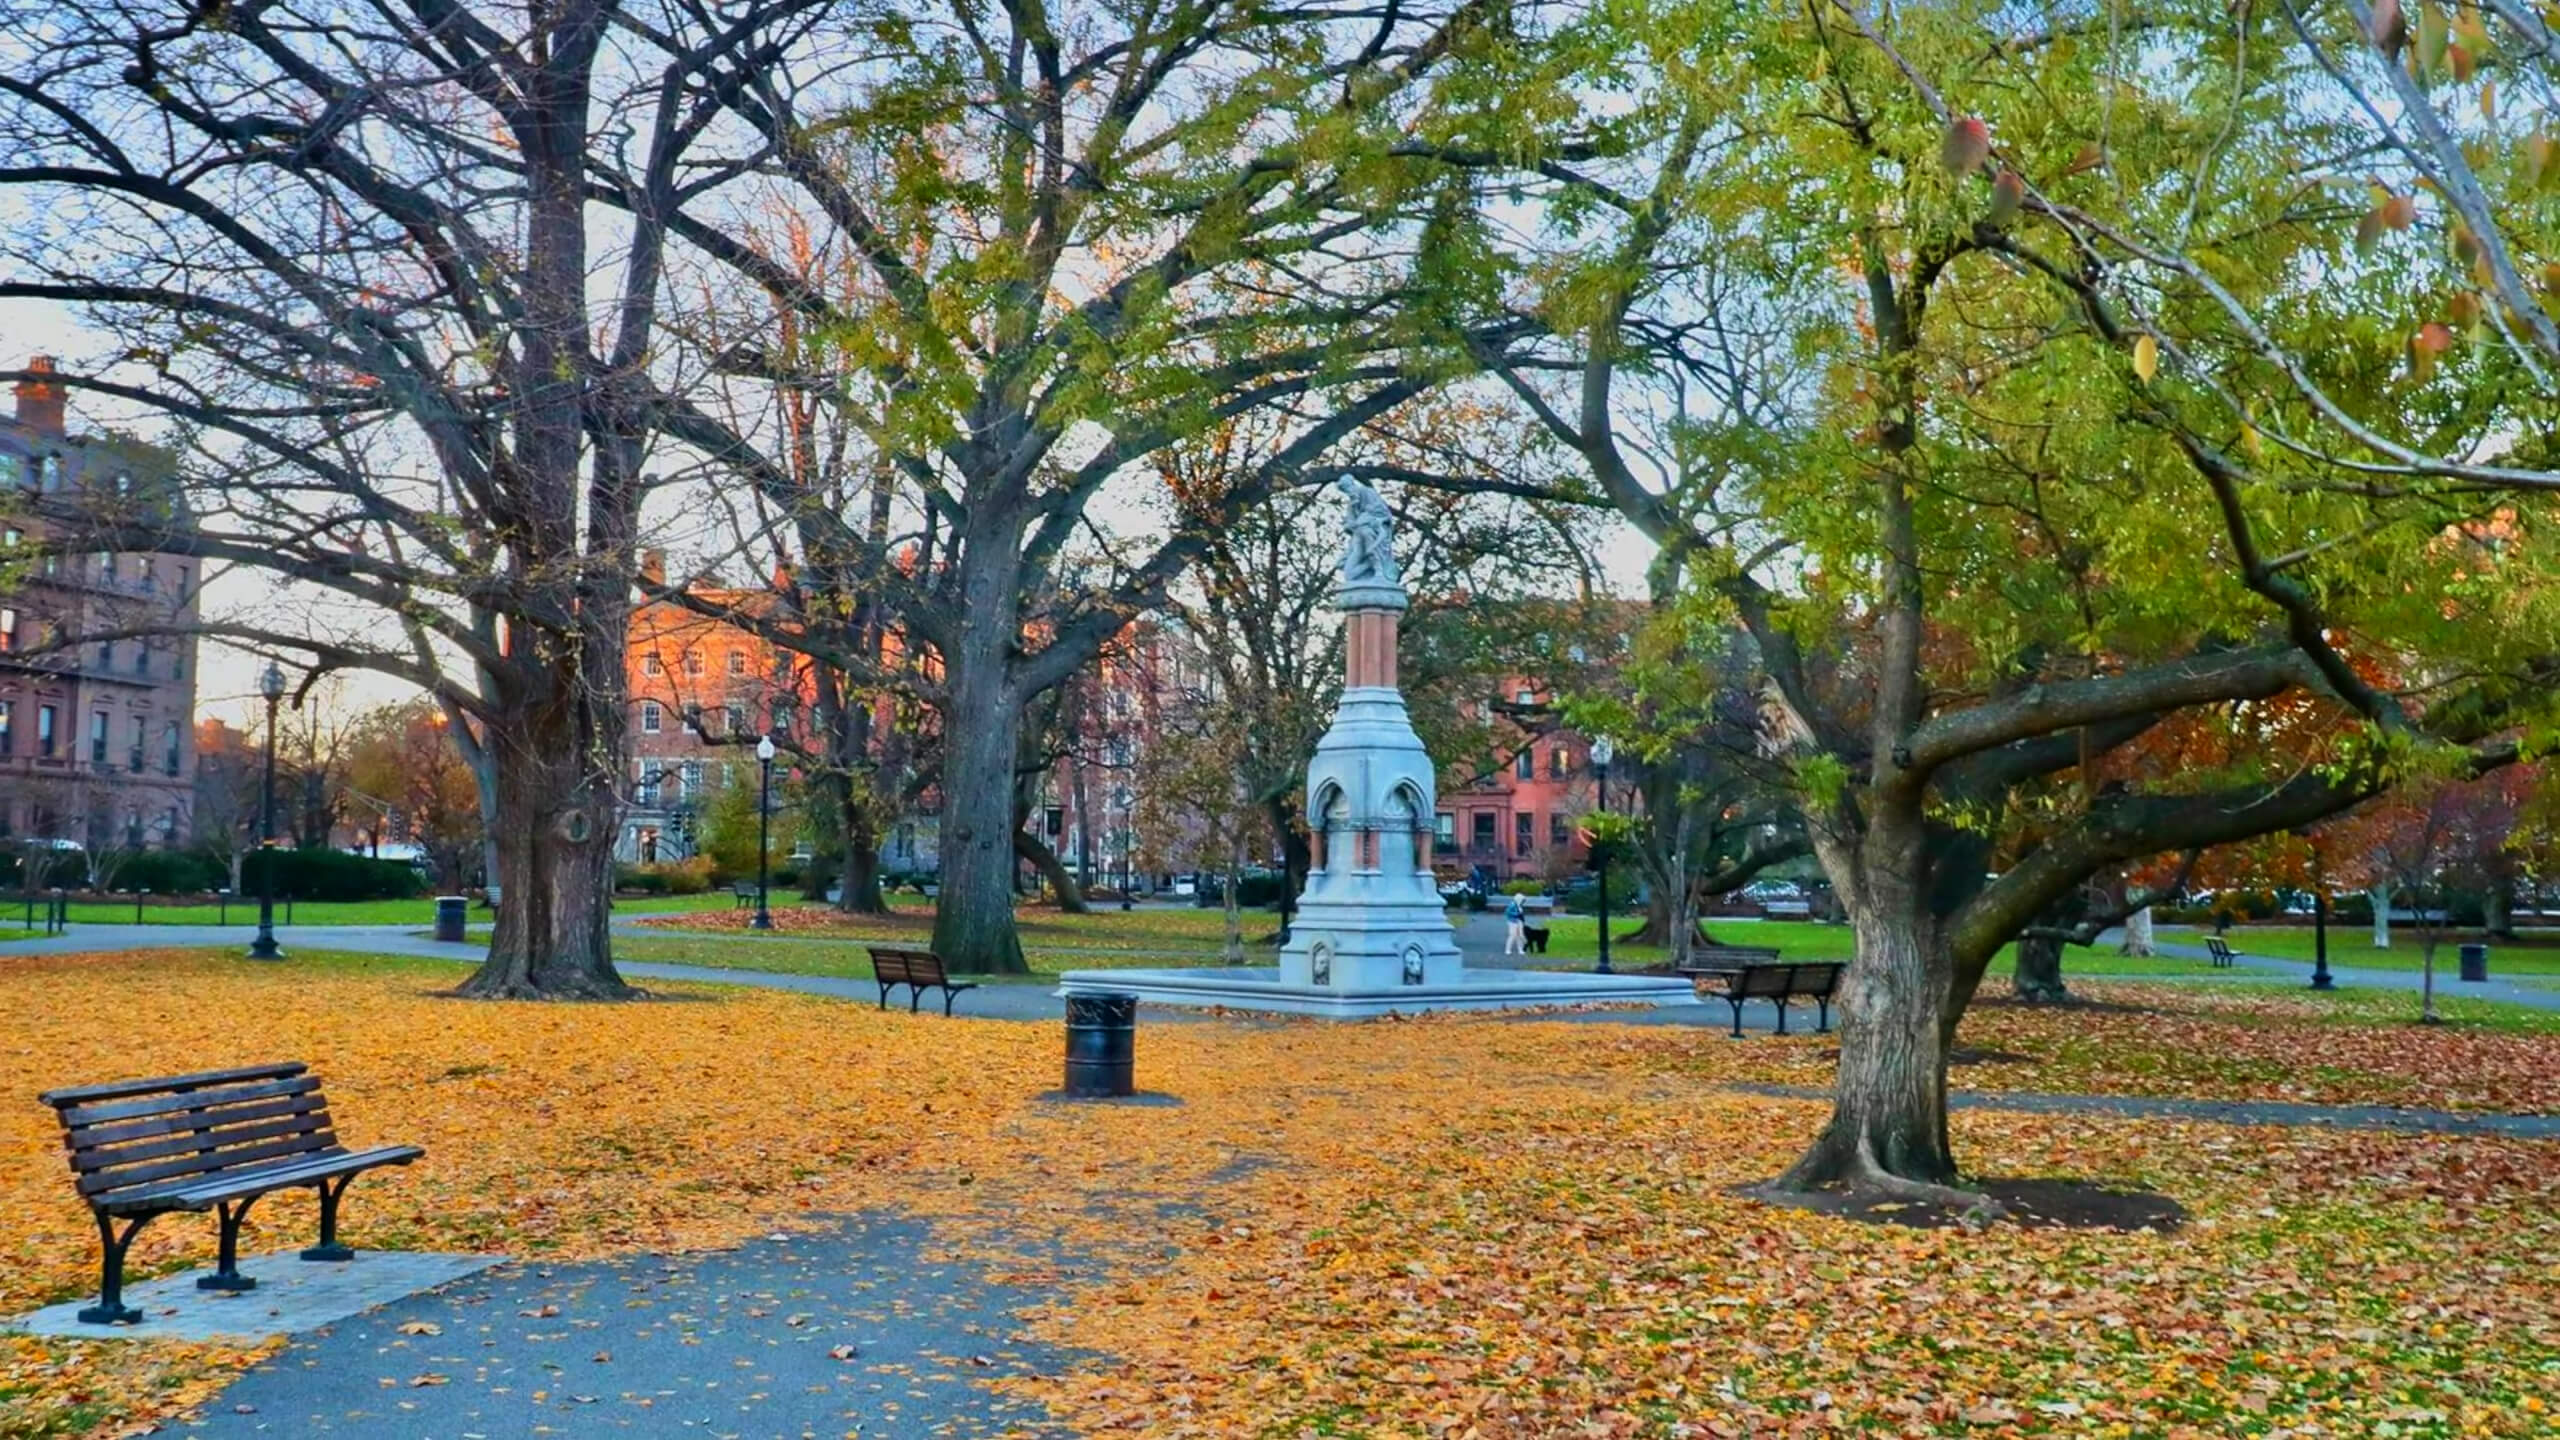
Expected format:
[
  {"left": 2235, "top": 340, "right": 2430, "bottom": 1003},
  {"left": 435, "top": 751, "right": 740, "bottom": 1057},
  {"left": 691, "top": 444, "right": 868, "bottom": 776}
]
[{"left": 2, "top": 953, "right": 2557, "bottom": 1437}]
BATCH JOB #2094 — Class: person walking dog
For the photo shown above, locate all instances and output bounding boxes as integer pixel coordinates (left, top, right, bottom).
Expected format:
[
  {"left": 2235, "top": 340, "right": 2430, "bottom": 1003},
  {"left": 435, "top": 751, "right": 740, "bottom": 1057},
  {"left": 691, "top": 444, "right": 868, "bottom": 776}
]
[{"left": 1504, "top": 892, "right": 1527, "bottom": 956}]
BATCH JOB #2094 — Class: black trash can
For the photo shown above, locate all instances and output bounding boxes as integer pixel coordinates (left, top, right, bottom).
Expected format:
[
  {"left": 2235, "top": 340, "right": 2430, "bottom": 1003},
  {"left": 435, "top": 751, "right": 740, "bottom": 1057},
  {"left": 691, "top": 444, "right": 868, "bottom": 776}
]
[
  {"left": 2459, "top": 942, "right": 2489, "bottom": 983},
  {"left": 434, "top": 895, "right": 469, "bottom": 943},
  {"left": 1063, "top": 992, "right": 1137, "bottom": 1098}
]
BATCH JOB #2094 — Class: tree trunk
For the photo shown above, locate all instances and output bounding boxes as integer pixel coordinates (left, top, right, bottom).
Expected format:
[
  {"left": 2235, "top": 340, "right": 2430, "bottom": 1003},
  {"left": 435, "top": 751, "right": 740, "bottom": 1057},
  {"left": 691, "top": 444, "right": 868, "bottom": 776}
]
[
  {"left": 1222, "top": 832, "right": 1246, "bottom": 965},
  {"left": 838, "top": 793, "right": 887, "bottom": 915},
  {"left": 2485, "top": 883, "right": 2514, "bottom": 939},
  {"left": 2371, "top": 884, "right": 2392, "bottom": 948},
  {"left": 1620, "top": 876, "right": 1678, "bottom": 946},
  {"left": 456, "top": 696, "right": 630, "bottom": 999},
  {"left": 1015, "top": 826, "right": 1089, "bottom": 912},
  {"left": 2011, "top": 933, "right": 2068, "bottom": 1002},
  {"left": 2120, "top": 906, "right": 2154, "bottom": 956},
  {"left": 932, "top": 591, "right": 1031, "bottom": 974}
]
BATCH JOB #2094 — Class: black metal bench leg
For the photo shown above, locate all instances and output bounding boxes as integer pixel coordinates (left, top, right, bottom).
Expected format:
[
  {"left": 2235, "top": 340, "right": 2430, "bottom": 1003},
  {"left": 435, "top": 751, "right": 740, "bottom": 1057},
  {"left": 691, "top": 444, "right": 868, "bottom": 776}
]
[
  {"left": 80, "top": 1213, "right": 151, "bottom": 1324},
  {"left": 303, "top": 1176, "right": 356, "bottom": 1262},
  {"left": 1816, "top": 997, "right": 1832, "bottom": 1033},
  {"left": 876, "top": 982, "right": 891, "bottom": 1011},
  {"left": 909, "top": 984, "right": 923, "bottom": 1014},
  {"left": 1727, "top": 996, "right": 1745, "bottom": 1039},
  {"left": 198, "top": 1198, "right": 259, "bottom": 1291},
  {"left": 1773, "top": 997, "right": 1790, "bottom": 1035},
  {"left": 942, "top": 987, "right": 958, "bottom": 1017}
]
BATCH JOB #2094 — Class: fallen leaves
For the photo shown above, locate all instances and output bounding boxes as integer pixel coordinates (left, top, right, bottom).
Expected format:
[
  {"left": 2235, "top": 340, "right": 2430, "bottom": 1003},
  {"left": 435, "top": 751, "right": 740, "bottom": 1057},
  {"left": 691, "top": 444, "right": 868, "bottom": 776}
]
[{"left": 0, "top": 950, "right": 2553, "bottom": 1439}]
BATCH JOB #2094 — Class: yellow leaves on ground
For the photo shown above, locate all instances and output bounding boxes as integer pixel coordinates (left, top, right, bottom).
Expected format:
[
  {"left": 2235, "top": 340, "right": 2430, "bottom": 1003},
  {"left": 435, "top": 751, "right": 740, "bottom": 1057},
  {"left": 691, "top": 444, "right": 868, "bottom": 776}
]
[{"left": 1, "top": 951, "right": 2556, "bottom": 1438}]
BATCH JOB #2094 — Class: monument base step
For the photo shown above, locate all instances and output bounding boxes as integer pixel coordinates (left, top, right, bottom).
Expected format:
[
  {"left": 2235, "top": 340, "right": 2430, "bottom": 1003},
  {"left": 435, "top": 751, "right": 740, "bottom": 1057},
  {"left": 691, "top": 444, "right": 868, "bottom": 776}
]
[{"left": 1054, "top": 965, "right": 1698, "bottom": 1018}]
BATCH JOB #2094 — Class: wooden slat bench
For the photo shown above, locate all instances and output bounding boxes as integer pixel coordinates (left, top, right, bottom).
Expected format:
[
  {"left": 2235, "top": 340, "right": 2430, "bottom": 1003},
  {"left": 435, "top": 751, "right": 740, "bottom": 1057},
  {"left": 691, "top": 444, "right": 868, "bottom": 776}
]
[
  {"left": 38, "top": 1062, "right": 422, "bottom": 1324},
  {"left": 1681, "top": 961, "right": 1846, "bottom": 1038},
  {"left": 868, "top": 944, "right": 979, "bottom": 1015},
  {"left": 2205, "top": 936, "right": 2238, "bottom": 967},
  {"left": 1679, "top": 944, "right": 1782, "bottom": 972},
  {"left": 732, "top": 881, "right": 758, "bottom": 910}
]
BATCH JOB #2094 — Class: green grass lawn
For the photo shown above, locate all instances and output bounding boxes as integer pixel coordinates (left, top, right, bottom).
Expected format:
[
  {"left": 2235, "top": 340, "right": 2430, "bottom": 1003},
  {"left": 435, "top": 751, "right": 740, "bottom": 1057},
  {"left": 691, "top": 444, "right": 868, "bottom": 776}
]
[
  {"left": 0, "top": 927, "right": 40, "bottom": 942},
  {"left": 42, "top": 891, "right": 739, "bottom": 927},
  {"left": 1526, "top": 916, "right": 2230, "bottom": 979},
  {"left": 2161, "top": 924, "right": 2560, "bottom": 975}
]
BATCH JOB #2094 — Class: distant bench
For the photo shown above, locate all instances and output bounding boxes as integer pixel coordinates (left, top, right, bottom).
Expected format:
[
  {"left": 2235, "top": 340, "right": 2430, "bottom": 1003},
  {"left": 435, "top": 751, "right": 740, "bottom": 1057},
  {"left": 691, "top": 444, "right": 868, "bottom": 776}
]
[
  {"left": 2205, "top": 936, "right": 2238, "bottom": 968},
  {"left": 1676, "top": 958, "right": 1844, "bottom": 1038},
  {"left": 39, "top": 1062, "right": 421, "bottom": 1324},
  {"left": 867, "top": 944, "right": 979, "bottom": 1015}
]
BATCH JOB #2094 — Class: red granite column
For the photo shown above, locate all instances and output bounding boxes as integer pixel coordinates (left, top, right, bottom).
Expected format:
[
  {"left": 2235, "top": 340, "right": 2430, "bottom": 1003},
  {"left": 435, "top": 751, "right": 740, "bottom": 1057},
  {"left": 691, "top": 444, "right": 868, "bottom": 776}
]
[{"left": 1345, "top": 609, "right": 1398, "bottom": 688}]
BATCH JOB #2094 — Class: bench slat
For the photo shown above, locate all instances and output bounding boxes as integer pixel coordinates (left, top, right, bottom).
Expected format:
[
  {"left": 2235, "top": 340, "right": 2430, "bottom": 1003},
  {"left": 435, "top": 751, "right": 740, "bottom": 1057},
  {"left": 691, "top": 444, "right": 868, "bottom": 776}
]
[
  {"left": 58, "top": 1076, "right": 321, "bottom": 1130},
  {"left": 99, "top": 1144, "right": 423, "bottom": 1214},
  {"left": 69, "top": 1093, "right": 330, "bottom": 1154},
  {"left": 83, "top": 1128, "right": 343, "bottom": 1198},
  {"left": 38, "top": 1063, "right": 308, "bottom": 1110},
  {"left": 73, "top": 1106, "right": 335, "bottom": 1172}
]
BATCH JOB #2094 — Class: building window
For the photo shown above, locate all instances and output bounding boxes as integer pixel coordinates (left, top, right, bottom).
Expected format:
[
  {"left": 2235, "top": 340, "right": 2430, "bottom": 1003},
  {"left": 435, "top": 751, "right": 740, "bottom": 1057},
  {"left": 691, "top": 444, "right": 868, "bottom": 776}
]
[
  {"left": 0, "top": 454, "right": 17, "bottom": 487},
  {"left": 641, "top": 653, "right": 662, "bottom": 677},
  {"left": 679, "top": 760, "right": 702, "bottom": 799},
  {"left": 1551, "top": 813, "right": 1571, "bottom": 848},
  {"left": 123, "top": 808, "right": 141, "bottom": 847},
  {"left": 90, "top": 711, "right": 109, "bottom": 765},
  {"left": 640, "top": 701, "right": 662, "bottom": 734},
  {"left": 128, "top": 715, "right": 145, "bottom": 772},
  {"left": 1471, "top": 811, "right": 1495, "bottom": 853},
  {"left": 95, "top": 553, "right": 113, "bottom": 582},
  {"left": 1515, "top": 687, "right": 1533, "bottom": 705},
  {"left": 173, "top": 566, "right": 188, "bottom": 601},
  {"left": 770, "top": 700, "right": 792, "bottom": 733},
  {"left": 1, "top": 526, "right": 17, "bottom": 546},
  {"left": 133, "top": 644, "right": 148, "bottom": 676},
  {"left": 98, "top": 642, "right": 113, "bottom": 671},
  {"left": 1514, "top": 812, "right": 1534, "bottom": 857},
  {"left": 164, "top": 806, "right": 179, "bottom": 844},
  {"left": 1550, "top": 747, "right": 1569, "bottom": 778},
  {"left": 1434, "top": 812, "right": 1455, "bottom": 853},
  {"left": 727, "top": 651, "right": 746, "bottom": 676},
  {"left": 39, "top": 455, "right": 61, "bottom": 490},
  {"left": 0, "top": 607, "right": 14, "bottom": 651},
  {"left": 1514, "top": 747, "right": 1534, "bottom": 780},
  {"left": 162, "top": 722, "right": 180, "bottom": 775},
  {"left": 38, "top": 704, "right": 57, "bottom": 757},
  {"left": 724, "top": 705, "right": 744, "bottom": 736},
  {"left": 638, "top": 760, "right": 663, "bottom": 807},
  {"left": 683, "top": 650, "right": 704, "bottom": 676},
  {"left": 0, "top": 700, "right": 11, "bottom": 756}
]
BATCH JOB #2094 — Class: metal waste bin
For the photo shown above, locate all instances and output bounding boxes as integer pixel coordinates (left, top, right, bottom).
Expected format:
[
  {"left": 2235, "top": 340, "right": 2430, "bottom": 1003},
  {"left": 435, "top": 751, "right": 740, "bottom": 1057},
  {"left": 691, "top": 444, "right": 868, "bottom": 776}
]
[
  {"left": 1063, "top": 992, "right": 1137, "bottom": 1098},
  {"left": 2459, "top": 942, "right": 2489, "bottom": 983},
  {"left": 434, "top": 895, "right": 469, "bottom": 944}
]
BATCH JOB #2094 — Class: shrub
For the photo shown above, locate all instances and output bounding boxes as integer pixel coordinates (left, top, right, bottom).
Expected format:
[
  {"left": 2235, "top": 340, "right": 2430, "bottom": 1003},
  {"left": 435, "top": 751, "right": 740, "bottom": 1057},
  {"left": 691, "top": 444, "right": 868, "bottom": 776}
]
[
  {"left": 238, "top": 848, "right": 426, "bottom": 902},
  {"left": 111, "top": 851, "right": 223, "bottom": 896},
  {"left": 1500, "top": 878, "right": 1543, "bottom": 896},
  {"left": 615, "top": 863, "right": 670, "bottom": 895}
]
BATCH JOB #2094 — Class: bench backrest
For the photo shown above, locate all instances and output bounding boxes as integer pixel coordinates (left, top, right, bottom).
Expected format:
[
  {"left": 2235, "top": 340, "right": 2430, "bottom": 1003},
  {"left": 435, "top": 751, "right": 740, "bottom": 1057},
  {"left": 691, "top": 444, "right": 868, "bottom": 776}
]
[
  {"left": 869, "top": 945, "right": 946, "bottom": 985},
  {"left": 38, "top": 1063, "right": 340, "bottom": 1206},
  {"left": 1689, "top": 945, "right": 1782, "bottom": 969}
]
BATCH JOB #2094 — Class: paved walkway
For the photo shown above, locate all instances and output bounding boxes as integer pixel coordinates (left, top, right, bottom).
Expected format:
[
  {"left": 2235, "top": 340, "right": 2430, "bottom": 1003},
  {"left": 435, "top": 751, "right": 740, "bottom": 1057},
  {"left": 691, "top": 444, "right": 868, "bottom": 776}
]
[
  {"left": 1731, "top": 1082, "right": 2560, "bottom": 1139},
  {"left": 2124, "top": 931, "right": 2560, "bottom": 1012},
  {"left": 185, "top": 1215, "right": 1072, "bottom": 1438}
]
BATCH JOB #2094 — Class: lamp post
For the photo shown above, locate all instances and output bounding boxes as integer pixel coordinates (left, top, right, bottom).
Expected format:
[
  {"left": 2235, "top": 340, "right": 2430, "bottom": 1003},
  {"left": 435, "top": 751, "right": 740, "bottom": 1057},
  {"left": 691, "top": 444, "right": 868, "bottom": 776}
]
[
  {"left": 248, "top": 662, "right": 286, "bottom": 960},
  {"left": 2309, "top": 839, "right": 2335, "bottom": 991},
  {"left": 1590, "top": 737, "right": 1614, "bottom": 975},
  {"left": 752, "top": 733, "right": 777, "bottom": 930}
]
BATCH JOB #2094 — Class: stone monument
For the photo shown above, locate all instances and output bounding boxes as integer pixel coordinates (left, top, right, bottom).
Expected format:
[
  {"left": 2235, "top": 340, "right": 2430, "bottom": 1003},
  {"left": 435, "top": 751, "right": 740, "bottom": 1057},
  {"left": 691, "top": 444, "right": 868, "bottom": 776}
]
[{"left": 1056, "top": 476, "right": 1695, "bottom": 1017}]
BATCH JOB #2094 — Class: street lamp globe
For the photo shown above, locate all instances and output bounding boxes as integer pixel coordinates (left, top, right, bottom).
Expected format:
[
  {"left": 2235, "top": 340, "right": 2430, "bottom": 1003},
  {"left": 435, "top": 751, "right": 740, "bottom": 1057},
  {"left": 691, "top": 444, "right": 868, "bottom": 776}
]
[
  {"left": 259, "top": 661, "right": 286, "bottom": 702},
  {"left": 1590, "top": 736, "right": 1614, "bottom": 768},
  {"left": 756, "top": 734, "right": 777, "bottom": 763}
]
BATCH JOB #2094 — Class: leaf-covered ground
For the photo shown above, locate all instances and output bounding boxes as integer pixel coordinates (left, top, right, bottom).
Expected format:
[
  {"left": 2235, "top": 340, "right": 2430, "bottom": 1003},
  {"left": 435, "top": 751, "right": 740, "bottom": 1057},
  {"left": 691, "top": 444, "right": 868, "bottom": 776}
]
[{"left": 1, "top": 950, "right": 2553, "bottom": 1437}]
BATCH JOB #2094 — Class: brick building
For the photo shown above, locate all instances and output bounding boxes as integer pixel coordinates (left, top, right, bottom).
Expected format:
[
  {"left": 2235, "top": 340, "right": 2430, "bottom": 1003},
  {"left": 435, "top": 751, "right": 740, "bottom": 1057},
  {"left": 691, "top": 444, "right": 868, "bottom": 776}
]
[
  {"left": 1436, "top": 681, "right": 1609, "bottom": 883},
  {"left": 0, "top": 357, "right": 202, "bottom": 851},
  {"left": 617, "top": 556, "right": 936, "bottom": 872}
]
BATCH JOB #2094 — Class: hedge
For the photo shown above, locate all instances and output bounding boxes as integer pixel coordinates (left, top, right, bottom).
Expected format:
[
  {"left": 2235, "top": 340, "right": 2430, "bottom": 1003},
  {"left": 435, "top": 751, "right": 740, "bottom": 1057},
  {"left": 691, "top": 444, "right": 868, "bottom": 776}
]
[{"left": 239, "top": 848, "right": 426, "bottom": 902}]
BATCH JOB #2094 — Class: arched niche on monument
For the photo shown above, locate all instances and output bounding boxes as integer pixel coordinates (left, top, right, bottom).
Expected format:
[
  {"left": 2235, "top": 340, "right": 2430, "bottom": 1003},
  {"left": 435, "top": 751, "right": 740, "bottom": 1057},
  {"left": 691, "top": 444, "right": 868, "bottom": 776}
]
[
  {"left": 1388, "top": 782, "right": 1426, "bottom": 873},
  {"left": 1311, "top": 781, "right": 1346, "bottom": 872}
]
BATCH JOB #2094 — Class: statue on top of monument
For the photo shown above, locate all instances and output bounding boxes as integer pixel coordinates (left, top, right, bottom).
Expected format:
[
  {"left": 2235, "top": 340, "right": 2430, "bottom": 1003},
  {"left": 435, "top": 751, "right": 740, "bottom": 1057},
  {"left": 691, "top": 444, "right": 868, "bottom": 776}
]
[{"left": 1334, "top": 473, "right": 1399, "bottom": 588}]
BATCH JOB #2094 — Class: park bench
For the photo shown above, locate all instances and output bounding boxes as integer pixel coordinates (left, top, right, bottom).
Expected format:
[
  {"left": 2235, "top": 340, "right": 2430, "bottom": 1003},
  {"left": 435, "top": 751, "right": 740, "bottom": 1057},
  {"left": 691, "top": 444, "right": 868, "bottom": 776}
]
[
  {"left": 2205, "top": 936, "right": 2238, "bottom": 968},
  {"left": 1678, "top": 944, "right": 1783, "bottom": 972},
  {"left": 732, "top": 881, "right": 758, "bottom": 910},
  {"left": 37, "top": 1062, "right": 422, "bottom": 1324},
  {"left": 868, "top": 944, "right": 979, "bottom": 1015},
  {"left": 1682, "top": 961, "right": 1845, "bottom": 1038}
]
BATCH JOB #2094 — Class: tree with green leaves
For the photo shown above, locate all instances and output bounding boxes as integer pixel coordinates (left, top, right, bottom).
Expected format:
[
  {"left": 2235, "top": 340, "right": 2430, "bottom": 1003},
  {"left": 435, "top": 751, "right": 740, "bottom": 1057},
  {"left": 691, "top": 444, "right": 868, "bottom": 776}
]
[{"left": 1450, "top": 0, "right": 2555, "bottom": 1203}]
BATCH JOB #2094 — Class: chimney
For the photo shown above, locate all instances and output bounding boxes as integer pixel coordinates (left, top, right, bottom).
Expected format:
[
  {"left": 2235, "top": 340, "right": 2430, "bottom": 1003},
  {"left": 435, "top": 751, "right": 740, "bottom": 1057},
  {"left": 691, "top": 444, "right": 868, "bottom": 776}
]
[
  {"left": 638, "top": 549, "right": 665, "bottom": 587},
  {"left": 14, "top": 355, "right": 64, "bottom": 436}
]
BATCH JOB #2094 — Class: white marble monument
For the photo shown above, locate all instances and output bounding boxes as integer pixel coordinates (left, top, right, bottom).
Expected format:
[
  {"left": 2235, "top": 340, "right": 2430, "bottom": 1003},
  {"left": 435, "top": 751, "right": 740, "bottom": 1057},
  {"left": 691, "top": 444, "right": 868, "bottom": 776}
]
[{"left": 1055, "top": 476, "right": 1696, "bottom": 1018}]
